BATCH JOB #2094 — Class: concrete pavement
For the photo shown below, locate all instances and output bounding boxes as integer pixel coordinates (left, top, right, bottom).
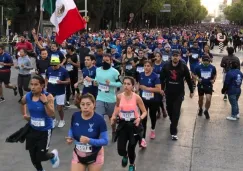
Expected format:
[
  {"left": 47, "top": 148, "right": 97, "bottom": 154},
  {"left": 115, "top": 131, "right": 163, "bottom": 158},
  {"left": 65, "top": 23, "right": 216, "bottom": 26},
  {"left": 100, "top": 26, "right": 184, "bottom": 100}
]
[{"left": 1, "top": 56, "right": 243, "bottom": 171}]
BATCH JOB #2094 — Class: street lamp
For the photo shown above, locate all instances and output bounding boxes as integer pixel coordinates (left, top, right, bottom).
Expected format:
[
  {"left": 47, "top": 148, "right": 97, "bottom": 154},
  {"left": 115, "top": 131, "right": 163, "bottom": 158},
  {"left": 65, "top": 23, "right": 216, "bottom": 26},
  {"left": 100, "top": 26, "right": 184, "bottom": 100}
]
[
  {"left": 0, "top": 6, "right": 3, "bottom": 37},
  {"left": 79, "top": 0, "right": 88, "bottom": 30},
  {"left": 119, "top": 0, "right": 121, "bottom": 28}
]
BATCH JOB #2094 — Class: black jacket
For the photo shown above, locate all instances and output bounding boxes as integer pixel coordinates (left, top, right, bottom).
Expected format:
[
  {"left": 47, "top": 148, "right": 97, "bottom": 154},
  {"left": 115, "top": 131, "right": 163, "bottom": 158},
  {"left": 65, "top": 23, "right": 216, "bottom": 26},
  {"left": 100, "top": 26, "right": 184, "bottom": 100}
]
[
  {"left": 160, "top": 60, "right": 194, "bottom": 96},
  {"left": 6, "top": 123, "right": 30, "bottom": 143},
  {"left": 220, "top": 55, "right": 240, "bottom": 73}
]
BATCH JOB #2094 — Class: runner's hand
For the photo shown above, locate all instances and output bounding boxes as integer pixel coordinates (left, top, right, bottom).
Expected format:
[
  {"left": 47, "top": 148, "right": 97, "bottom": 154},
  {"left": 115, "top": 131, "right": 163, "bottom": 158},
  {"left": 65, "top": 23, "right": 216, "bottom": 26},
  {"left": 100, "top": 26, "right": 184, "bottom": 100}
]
[
  {"left": 190, "top": 93, "right": 194, "bottom": 98},
  {"left": 134, "top": 117, "right": 141, "bottom": 127},
  {"left": 65, "top": 137, "right": 73, "bottom": 145},
  {"left": 106, "top": 80, "right": 110, "bottom": 85},
  {"left": 110, "top": 116, "right": 116, "bottom": 125},
  {"left": 56, "top": 80, "right": 62, "bottom": 84},
  {"left": 160, "top": 90, "right": 165, "bottom": 96},
  {"left": 80, "top": 136, "right": 90, "bottom": 144},
  {"left": 93, "top": 81, "right": 98, "bottom": 86},
  {"left": 23, "top": 114, "right": 30, "bottom": 121},
  {"left": 74, "top": 83, "right": 79, "bottom": 88},
  {"left": 39, "top": 93, "right": 48, "bottom": 103},
  {"left": 85, "top": 76, "right": 92, "bottom": 82}
]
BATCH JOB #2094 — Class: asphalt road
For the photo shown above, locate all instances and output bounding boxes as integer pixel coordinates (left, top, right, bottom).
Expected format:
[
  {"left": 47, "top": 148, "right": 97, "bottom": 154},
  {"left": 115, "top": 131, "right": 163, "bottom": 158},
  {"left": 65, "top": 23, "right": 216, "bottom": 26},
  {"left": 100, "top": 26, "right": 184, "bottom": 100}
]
[{"left": 1, "top": 51, "right": 243, "bottom": 171}]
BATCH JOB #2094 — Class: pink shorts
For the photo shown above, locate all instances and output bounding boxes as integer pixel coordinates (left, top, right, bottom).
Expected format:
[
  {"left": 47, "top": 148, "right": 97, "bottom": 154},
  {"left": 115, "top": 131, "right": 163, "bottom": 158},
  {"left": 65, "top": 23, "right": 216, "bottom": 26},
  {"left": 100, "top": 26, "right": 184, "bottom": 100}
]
[{"left": 72, "top": 147, "right": 104, "bottom": 165}]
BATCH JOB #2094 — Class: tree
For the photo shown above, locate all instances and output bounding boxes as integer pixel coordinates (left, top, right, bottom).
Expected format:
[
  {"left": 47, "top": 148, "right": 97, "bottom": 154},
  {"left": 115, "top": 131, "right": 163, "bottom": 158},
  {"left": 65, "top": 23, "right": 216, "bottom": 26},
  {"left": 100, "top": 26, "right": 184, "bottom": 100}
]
[{"left": 224, "top": 1, "right": 243, "bottom": 25}]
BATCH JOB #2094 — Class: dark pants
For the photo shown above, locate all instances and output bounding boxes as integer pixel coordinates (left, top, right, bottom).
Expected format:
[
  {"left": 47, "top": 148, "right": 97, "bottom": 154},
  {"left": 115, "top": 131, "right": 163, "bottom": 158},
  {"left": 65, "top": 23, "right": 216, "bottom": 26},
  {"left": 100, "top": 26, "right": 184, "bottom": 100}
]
[
  {"left": 117, "top": 127, "right": 139, "bottom": 165},
  {"left": 18, "top": 74, "right": 31, "bottom": 97},
  {"left": 26, "top": 127, "right": 53, "bottom": 171},
  {"left": 166, "top": 94, "right": 184, "bottom": 135},
  {"left": 66, "top": 72, "right": 78, "bottom": 102},
  {"left": 142, "top": 101, "right": 160, "bottom": 138}
]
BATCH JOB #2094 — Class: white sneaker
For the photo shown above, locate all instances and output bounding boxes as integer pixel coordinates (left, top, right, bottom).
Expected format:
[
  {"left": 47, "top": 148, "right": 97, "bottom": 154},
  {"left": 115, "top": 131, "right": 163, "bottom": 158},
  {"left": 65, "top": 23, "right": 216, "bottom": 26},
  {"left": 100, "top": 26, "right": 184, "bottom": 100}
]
[
  {"left": 236, "top": 114, "right": 240, "bottom": 119},
  {"left": 53, "top": 119, "right": 58, "bottom": 128},
  {"left": 58, "top": 120, "right": 65, "bottom": 128},
  {"left": 50, "top": 149, "right": 60, "bottom": 168},
  {"left": 226, "top": 116, "right": 237, "bottom": 121}
]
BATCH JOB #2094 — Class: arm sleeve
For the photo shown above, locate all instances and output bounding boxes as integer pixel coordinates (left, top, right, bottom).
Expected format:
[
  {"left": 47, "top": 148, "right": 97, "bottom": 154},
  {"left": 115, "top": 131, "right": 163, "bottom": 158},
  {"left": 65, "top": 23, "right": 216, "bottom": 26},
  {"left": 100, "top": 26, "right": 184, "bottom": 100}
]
[
  {"left": 68, "top": 128, "right": 74, "bottom": 138},
  {"left": 109, "top": 71, "right": 122, "bottom": 87},
  {"left": 160, "top": 66, "right": 166, "bottom": 90},
  {"left": 184, "top": 65, "right": 194, "bottom": 93},
  {"left": 89, "top": 131, "right": 109, "bottom": 146}
]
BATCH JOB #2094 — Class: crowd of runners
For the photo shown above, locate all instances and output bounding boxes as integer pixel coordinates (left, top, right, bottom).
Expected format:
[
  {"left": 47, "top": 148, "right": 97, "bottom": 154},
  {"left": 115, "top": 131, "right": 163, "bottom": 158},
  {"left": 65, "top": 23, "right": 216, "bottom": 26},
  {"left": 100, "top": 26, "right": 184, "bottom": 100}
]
[{"left": 1, "top": 24, "right": 243, "bottom": 171}]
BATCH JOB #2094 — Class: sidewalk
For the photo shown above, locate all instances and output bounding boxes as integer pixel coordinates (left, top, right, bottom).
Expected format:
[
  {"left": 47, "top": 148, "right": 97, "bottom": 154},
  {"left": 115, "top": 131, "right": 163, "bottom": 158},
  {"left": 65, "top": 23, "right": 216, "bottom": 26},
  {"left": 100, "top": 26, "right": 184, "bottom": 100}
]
[{"left": 211, "top": 46, "right": 243, "bottom": 59}]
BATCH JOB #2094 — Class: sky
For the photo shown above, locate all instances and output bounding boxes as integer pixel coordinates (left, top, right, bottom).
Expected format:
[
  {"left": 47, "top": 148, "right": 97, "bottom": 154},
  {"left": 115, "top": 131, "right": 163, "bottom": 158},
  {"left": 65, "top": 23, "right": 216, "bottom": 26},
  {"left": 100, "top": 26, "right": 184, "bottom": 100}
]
[{"left": 201, "top": 0, "right": 232, "bottom": 14}]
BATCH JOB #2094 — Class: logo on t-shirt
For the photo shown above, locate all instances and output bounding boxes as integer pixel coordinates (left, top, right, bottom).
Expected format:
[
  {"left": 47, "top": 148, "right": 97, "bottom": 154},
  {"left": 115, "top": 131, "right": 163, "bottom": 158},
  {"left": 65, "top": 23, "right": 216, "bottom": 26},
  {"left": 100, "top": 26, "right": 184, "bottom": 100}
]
[
  {"left": 170, "top": 70, "right": 177, "bottom": 80},
  {"left": 88, "top": 123, "right": 94, "bottom": 132}
]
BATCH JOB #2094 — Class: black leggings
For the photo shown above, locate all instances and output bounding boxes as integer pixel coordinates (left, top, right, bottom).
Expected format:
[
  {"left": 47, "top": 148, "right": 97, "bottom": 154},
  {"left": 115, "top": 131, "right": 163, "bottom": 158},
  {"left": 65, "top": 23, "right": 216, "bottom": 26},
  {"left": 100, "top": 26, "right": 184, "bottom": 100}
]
[
  {"left": 142, "top": 101, "right": 160, "bottom": 138},
  {"left": 18, "top": 74, "right": 31, "bottom": 97},
  {"left": 117, "top": 128, "right": 139, "bottom": 165},
  {"left": 66, "top": 73, "right": 78, "bottom": 101}
]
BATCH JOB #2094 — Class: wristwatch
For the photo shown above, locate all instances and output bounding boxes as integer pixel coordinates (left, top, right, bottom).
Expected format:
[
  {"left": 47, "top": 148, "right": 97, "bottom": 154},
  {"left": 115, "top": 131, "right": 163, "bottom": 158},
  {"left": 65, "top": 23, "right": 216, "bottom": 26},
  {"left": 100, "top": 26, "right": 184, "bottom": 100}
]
[{"left": 43, "top": 101, "right": 48, "bottom": 105}]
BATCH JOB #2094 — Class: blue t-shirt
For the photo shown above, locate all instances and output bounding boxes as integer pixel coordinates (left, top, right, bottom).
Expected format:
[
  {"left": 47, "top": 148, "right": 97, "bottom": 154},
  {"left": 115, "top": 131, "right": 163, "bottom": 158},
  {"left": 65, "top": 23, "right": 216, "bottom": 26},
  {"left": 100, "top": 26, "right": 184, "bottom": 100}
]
[
  {"left": 26, "top": 91, "right": 53, "bottom": 131},
  {"left": 46, "top": 66, "right": 69, "bottom": 95},
  {"left": 94, "top": 53, "right": 103, "bottom": 67},
  {"left": 82, "top": 66, "right": 98, "bottom": 97},
  {"left": 225, "top": 69, "right": 243, "bottom": 95},
  {"left": 139, "top": 72, "right": 160, "bottom": 101},
  {"left": 70, "top": 112, "right": 107, "bottom": 153},
  {"left": 0, "top": 52, "right": 13, "bottom": 70},
  {"left": 195, "top": 64, "right": 217, "bottom": 86},
  {"left": 153, "top": 62, "right": 165, "bottom": 78},
  {"left": 48, "top": 50, "right": 65, "bottom": 63},
  {"left": 189, "top": 47, "right": 201, "bottom": 64}
]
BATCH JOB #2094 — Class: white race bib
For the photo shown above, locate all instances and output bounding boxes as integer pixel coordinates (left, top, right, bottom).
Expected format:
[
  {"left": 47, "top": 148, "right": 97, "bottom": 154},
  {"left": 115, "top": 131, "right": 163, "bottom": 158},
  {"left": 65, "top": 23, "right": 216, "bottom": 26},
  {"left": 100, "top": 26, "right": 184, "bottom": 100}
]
[
  {"left": 201, "top": 71, "right": 211, "bottom": 79},
  {"left": 192, "top": 54, "right": 199, "bottom": 59},
  {"left": 84, "top": 80, "right": 92, "bottom": 87},
  {"left": 98, "top": 83, "right": 109, "bottom": 92},
  {"left": 66, "top": 64, "right": 73, "bottom": 71},
  {"left": 126, "top": 64, "right": 132, "bottom": 70},
  {"left": 120, "top": 110, "right": 135, "bottom": 121},
  {"left": 41, "top": 73, "right": 46, "bottom": 79},
  {"left": 142, "top": 91, "right": 154, "bottom": 100},
  {"left": 136, "top": 67, "right": 144, "bottom": 73},
  {"left": 76, "top": 144, "right": 92, "bottom": 153},
  {"left": 162, "top": 55, "right": 169, "bottom": 61},
  {"left": 48, "top": 76, "right": 59, "bottom": 84},
  {"left": 31, "top": 118, "right": 45, "bottom": 127},
  {"left": 183, "top": 54, "right": 187, "bottom": 57}
]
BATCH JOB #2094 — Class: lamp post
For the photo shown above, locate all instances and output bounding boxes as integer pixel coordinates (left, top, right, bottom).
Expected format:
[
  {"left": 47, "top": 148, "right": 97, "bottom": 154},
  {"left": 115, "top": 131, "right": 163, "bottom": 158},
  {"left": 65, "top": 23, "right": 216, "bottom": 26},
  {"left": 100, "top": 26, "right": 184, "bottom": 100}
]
[
  {"left": 118, "top": 0, "right": 121, "bottom": 28},
  {"left": 79, "top": 0, "right": 88, "bottom": 30},
  {"left": 0, "top": 6, "right": 3, "bottom": 37}
]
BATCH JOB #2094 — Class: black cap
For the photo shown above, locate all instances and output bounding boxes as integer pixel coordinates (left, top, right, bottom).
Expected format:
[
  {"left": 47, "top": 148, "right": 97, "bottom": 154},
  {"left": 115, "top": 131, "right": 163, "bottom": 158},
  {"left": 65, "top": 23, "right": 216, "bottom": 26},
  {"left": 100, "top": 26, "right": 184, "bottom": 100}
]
[
  {"left": 202, "top": 55, "right": 210, "bottom": 61},
  {"left": 172, "top": 50, "right": 180, "bottom": 56}
]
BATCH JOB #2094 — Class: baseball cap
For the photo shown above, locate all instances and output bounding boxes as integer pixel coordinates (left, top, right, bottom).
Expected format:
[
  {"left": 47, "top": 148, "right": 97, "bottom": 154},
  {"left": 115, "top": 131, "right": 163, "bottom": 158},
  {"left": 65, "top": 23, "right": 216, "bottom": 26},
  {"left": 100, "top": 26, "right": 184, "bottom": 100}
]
[
  {"left": 172, "top": 50, "right": 180, "bottom": 56},
  {"left": 50, "top": 55, "right": 60, "bottom": 66},
  {"left": 202, "top": 55, "right": 210, "bottom": 61}
]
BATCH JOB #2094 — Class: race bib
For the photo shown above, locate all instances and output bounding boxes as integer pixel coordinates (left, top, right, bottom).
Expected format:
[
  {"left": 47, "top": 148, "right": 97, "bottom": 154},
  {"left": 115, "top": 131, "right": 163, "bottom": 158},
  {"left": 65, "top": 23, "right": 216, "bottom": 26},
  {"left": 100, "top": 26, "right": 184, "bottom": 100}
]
[
  {"left": 66, "top": 64, "right": 73, "bottom": 71},
  {"left": 142, "top": 91, "right": 154, "bottom": 100},
  {"left": 31, "top": 118, "right": 45, "bottom": 127},
  {"left": 48, "top": 76, "right": 59, "bottom": 84},
  {"left": 192, "top": 54, "right": 199, "bottom": 59},
  {"left": 163, "top": 55, "right": 169, "bottom": 61},
  {"left": 183, "top": 54, "right": 187, "bottom": 57},
  {"left": 84, "top": 80, "right": 92, "bottom": 87},
  {"left": 201, "top": 71, "right": 211, "bottom": 79},
  {"left": 76, "top": 144, "right": 92, "bottom": 153},
  {"left": 136, "top": 66, "right": 144, "bottom": 73},
  {"left": 98, "top": 83, "right": 109, "bottom": 92},
  {"left": 120, "top": 110, "right": 135, "bottom": 121},
  {"left": 126, "top": 64, "right": 132, "bottom": 70}
]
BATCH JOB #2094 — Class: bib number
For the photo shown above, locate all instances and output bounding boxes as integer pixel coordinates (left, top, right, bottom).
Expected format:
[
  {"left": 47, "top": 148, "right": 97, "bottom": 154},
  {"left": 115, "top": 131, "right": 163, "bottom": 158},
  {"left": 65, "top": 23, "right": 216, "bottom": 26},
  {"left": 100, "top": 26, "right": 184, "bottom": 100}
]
[
  {"left": 163, "top": 55, "right": 169, "bottom": 61},
  {"left": 31, "top": 118, "right": 45, "bottom": 127},
  {"left": 76, "top": 144, "right": 92, "bottom": 153},
  {"left": 66, "top": 64, "right": 73, "bottom": 71},
  {"left": 201, "top": 71, "right": 211, "bottom": 79},
  {"left": 98, "top": 83, "right": 109, "bottom": 92},
  {"left": 126, "top": 64, "right": 132, "bottom": 70},
  {"left": 136, "top": 67, "right": 144, "bottom": 73},
  {"left": 120, "top": 110, "right": 135, "bottom": 121},
  {"left": 142, "top": 91, "right": 154, "bottom": 100},
  {"left": 192, "top": 54, "right": 199, "bottom": 59},
  {"left": 48, "top": 76, "right": 59, "bottom": 84}
]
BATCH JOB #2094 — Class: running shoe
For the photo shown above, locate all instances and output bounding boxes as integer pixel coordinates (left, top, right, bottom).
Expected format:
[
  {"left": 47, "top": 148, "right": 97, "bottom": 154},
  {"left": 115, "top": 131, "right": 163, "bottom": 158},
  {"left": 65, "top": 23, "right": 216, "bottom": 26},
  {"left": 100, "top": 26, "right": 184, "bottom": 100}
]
[
  {"left": 204, "top": 110, "right": 210, "bottom": 119},
  {"left": 65, "top": 101, "right": 71, "bottom": 108},
  {"left": 198, "top": 108, "right": 203, "bottom": 116},
  {"left": 150, "top": 130, "right": 156, "bottom": 139},
  {"left": 50, "top": 149, "right": 60, "bottom": 168},
  {"left": 140, "top": 138, "right": 147, "bottom": 148},
  {"left": 0, "top": 97, "right": 5, "bottom": 103},
  {"left": 171, "top": 135, "right": 178, "bottom": 141},
  {"left": 223, "top": 95, "right": 227, "bottom": 101},
  {"left": 226, "top": 116, "right": 237, "bottom": 121},
  {"left": 13, "top": 87, "right": 18, "bottom": 96},
  {"left": 236, "top": 114, "right": 240, "bottom": 119},
  {"left": 121, "top": 156, "right": 128, "bottom": 167},
  {"left": 18, "top": 97, "right": 23, "bottom": 103},
  {"left": 57, "top": 120, "right": 65, "bottom": 128},
  {"left": 129, "top": 165, "right": 136, "bottom": 171}
]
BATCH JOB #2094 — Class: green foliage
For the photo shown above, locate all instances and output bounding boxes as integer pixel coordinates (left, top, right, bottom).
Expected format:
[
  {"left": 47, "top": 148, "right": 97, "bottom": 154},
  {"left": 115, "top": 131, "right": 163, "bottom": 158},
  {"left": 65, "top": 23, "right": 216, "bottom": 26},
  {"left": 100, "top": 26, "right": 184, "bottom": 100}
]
[
  {"left": 224, "top": 1, "right": 243, "bottom": 24},
  {"left": 0, "top": 0, "right": 19, "bottom": 19}
]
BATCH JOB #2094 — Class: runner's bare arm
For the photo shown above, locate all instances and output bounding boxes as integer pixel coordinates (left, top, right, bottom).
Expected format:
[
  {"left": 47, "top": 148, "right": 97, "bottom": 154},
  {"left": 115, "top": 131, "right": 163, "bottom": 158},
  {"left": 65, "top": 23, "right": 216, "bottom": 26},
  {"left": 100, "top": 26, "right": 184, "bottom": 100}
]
[
  {"left": 20, "top": 95, "right": 27, "bottom": 116},
  {"left": 111, "top": 94, "right": 121, "bottom": 118},
  {"left": 136, "top": 95, "right": 147, "bottom": 119},
  {"left": 44, "top": 94, "right": 55, "bottom": 117}
]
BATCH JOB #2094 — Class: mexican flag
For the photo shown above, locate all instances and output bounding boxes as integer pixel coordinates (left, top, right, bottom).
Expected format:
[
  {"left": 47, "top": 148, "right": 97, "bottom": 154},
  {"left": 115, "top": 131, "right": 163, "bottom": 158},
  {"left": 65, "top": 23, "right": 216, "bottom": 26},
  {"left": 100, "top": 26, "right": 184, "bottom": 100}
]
[{"left": 41, "top": 0, "right": 86, "bottom": 44}]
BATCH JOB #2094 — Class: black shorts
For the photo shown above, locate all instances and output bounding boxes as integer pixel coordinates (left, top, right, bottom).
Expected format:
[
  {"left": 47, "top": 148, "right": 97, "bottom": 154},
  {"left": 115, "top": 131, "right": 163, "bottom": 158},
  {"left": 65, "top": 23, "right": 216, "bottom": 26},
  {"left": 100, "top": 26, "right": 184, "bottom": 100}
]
[
  {"left": 198, "top": 86, "right": 213, "bottom": 96},
  {"left": 0, "top": 71, "right": 11, "bottom": 84},
  {"left": 26, "top": 126, "right": 52, "bottom": 151}
]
